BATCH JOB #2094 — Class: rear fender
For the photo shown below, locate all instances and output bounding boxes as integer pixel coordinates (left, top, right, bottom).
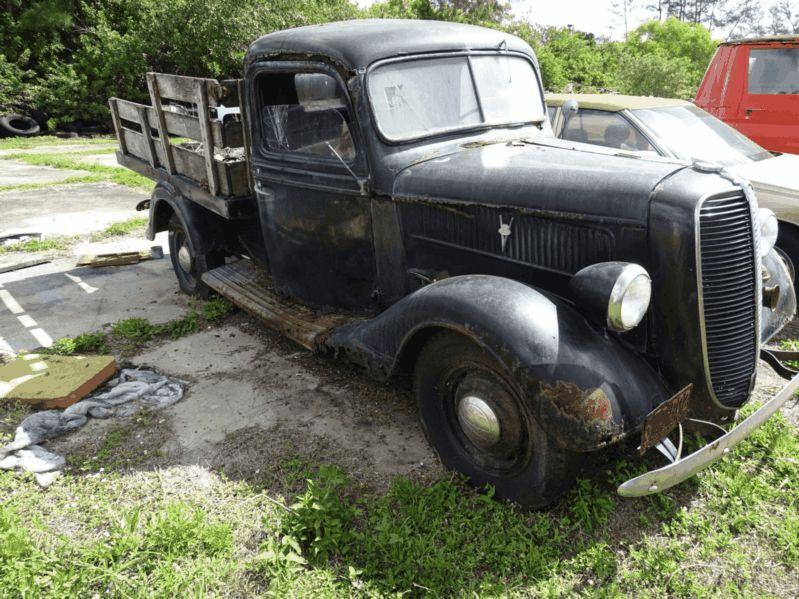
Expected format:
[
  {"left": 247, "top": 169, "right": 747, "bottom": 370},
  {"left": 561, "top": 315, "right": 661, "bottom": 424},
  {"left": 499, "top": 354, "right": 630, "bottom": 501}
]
[
  {"left": 326, "top": 274, "right": 670, "bottom": 452},
  {"left": 147, "top": 183, "right": 225, "bottom": 255}
]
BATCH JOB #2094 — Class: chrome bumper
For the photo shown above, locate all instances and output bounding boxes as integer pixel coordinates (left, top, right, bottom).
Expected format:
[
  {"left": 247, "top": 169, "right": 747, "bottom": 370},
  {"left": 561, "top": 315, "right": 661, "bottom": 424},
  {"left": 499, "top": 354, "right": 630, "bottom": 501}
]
[{"left": 618, "top": 370, "right": 799, "bottom": 497}]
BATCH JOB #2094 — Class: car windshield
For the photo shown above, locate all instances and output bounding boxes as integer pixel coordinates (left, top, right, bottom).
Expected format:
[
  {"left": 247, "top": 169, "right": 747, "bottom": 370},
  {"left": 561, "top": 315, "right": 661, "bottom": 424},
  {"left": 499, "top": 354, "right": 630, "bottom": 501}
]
[
  {"left": 367, "top": 54, "right": 545, "bottom": 141},
  {"left": 632, "top": 104, "right": 772, "bottom": 166}
]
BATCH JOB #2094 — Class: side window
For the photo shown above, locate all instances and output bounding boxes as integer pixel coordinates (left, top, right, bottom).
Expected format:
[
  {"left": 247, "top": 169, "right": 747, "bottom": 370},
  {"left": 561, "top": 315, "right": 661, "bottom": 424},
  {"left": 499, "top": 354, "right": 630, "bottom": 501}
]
[
  {"left": 748, "top": 48, "right": 799, "bottom": 94},
  {"left": 562, "top": 109, "right": 654, "bottom": 152},
  {"left": 256, "top": 71, "right": 356, "bottom": 162}
]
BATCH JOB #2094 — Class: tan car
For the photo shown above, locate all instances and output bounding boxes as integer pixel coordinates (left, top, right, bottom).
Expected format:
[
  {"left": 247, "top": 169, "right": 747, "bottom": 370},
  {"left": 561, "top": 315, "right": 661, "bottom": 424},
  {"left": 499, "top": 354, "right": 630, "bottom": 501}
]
[{"left": 547, "top": 93, "right": 799, "bottom": 288}]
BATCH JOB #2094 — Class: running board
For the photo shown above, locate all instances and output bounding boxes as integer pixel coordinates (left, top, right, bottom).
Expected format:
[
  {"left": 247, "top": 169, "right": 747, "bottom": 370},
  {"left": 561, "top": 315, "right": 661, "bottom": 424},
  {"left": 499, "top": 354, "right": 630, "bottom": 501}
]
[{"left": 201, "top": 260, "right": 348, "bottom": 351}]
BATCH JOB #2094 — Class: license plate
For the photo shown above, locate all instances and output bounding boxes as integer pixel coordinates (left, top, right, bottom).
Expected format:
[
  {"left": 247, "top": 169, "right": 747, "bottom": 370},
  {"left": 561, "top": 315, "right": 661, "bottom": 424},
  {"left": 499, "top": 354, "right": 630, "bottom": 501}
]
[{"left": 639, "top": 384, "right": 692, "bottom": 456}]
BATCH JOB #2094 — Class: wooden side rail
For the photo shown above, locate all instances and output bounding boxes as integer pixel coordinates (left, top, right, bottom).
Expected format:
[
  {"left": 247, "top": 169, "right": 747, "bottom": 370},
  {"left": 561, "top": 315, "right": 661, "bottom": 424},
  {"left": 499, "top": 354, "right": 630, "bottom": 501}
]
[{"left": 108, "top": 71, "right": 253, "bottom": 214}]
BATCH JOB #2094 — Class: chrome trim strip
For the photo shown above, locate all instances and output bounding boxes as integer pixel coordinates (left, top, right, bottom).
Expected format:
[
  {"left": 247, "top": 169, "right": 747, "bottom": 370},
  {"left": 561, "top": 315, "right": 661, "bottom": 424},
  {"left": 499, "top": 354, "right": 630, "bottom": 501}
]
[
  {"left": 618, "top": 370, "right": 799, "bottom": 497},
  {"left": 693, "top": 179, "right": 761, "bottom": 410}
]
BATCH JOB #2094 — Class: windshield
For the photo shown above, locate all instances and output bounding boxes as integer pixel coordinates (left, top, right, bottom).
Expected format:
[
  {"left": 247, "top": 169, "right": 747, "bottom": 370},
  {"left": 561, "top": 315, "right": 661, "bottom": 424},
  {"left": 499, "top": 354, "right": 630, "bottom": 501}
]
[
  {"left": 632, "top": 104, "right": 772, "bottom": 166},
  {"left": 367, "top": 54, "right": 545, "bottom": 141}
]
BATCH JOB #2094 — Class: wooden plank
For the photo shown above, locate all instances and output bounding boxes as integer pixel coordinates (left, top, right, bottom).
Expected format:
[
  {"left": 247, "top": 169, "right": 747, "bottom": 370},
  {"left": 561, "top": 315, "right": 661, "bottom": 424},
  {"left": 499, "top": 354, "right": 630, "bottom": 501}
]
[
  {"left": 115, "top": 98, "right": 153, "bottom": 125},
  {"left": 201, "top": 260, "right": 347, "bottom": 351},
  {"left": 147, "top": 72, "right": 176, "bottom": 174},
  {"left": 195, "top": 79, "right": 219, "bottom": 197},
  {"left": 149, "top": 72, "right": 221, "bottom": 106},
  {"left": 108, "top": 98, "right": 127, "bottom": 155},
  {"left": 136, "top": 104, "right": 157, "bottom": 167},
  {"left": 237, "top": 79, "right": 254, "bottom": 194},
  {"left": 115, "top": 95, "right": 242, "bottom": 148}
]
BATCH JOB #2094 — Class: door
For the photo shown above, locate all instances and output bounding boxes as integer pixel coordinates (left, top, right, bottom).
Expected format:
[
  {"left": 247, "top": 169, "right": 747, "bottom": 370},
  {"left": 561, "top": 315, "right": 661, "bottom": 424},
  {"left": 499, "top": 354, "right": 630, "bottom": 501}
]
[
  {"left": 733, "top": 43, "right": 799, "bottom": 154},
  {"left": 247, "top": 61, "right": 377, "bottom": 312}
]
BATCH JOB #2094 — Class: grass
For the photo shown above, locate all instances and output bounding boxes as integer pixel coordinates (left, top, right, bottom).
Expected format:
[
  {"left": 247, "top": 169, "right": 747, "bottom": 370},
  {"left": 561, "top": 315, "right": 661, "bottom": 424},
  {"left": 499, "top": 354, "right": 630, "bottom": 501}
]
[
  {"left": 1, "top": 404, "right": 798, "bottom": 597},
  {"left": 0, "top": 236, "right": 74, "bottom": 254},
  {"left": 0, "top": 134, "right": 116, "bottom": 151},
  {"left": 90, "top": 216, "right": 148, "bottom": 241},
  {"left": 3, "top": 152, "right": 152, "bottom": 190}
]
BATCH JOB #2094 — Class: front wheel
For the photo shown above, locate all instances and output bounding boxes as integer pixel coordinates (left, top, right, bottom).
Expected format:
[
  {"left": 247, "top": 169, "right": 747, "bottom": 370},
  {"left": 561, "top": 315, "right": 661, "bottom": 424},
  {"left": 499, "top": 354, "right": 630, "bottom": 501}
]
[
  {"left": 776, "top": 223, "right": 799, "bottom": 297},
  {"left": 413, "top": 331, "right": 577, "bottom": 509},
  {"left": 167, "top": 214, "right": 223, "bottom": 297}
]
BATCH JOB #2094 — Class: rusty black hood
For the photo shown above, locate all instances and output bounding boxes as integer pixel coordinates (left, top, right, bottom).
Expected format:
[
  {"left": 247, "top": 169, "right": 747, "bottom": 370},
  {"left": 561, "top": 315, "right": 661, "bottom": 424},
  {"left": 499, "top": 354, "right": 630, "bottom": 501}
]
[{"left": 391, "top": 141, "right": 685, "bottom": 225}]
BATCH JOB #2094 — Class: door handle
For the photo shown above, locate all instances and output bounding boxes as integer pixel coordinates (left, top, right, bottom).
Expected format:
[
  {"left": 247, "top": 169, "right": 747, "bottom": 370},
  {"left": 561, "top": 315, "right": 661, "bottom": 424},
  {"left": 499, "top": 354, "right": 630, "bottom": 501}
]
[{"left": 745, "top": 107, "right": 764, "bottom": 117}]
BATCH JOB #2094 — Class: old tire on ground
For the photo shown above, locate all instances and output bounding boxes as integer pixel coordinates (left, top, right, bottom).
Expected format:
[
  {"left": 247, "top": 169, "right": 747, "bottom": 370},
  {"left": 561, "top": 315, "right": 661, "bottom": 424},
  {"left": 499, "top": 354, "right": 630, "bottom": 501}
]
[
  {"left": 167, "top": 213, "right": 223, "bottom": 298},
  {"left": 413, "top": 330, "right": 577, "bottom": 509},
  {"left": 776, "top": 222, "right": 799, "bottom": 297},
  {"left": 0, "top": 114, "right": 40, "bottom": 137}
]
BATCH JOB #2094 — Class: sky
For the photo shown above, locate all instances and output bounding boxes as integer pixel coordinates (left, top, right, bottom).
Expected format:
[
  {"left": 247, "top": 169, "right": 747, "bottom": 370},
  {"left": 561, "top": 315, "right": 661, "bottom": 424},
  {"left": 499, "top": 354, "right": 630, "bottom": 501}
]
[{"left": 356, "top": 0, "right": 788, "bottom": 41}]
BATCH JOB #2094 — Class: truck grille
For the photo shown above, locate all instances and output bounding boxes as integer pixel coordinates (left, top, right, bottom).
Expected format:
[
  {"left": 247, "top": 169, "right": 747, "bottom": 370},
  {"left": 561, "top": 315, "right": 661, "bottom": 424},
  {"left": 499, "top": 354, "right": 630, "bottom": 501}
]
[{"left": 697, "top": 192, "right": 758, "bottom": 409}]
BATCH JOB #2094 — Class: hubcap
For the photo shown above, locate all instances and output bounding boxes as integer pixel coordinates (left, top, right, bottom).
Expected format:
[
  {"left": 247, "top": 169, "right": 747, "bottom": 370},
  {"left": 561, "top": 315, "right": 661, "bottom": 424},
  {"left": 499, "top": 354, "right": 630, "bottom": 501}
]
[
  {"left": 457, "top": 394, "right": 501, "bottom": 449},
  {"left": 177, "top": 243, "right": 192, "bottom": 273}
]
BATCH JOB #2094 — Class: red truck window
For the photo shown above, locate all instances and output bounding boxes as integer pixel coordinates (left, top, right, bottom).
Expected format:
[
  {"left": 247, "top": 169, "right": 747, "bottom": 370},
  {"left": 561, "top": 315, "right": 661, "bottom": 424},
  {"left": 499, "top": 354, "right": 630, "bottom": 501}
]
[{"left": 748, "top": 48, "right": 799, "bottom": 94}]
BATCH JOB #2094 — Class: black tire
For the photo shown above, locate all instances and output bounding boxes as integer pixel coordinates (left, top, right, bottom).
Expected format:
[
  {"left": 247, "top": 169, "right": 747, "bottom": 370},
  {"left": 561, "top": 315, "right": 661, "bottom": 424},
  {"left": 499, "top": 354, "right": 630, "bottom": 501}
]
[
  {"left": 413, "top": 331, "right": 578, "bottom": 509},
  {"left": 167, "top": 213, "right": 223, "bottom": 297},
  {"left": 776, "top": 223, "right": 799, "bottom": 297},
  {"left": 0, "top": 114, "right": 40, "bottom": 137}
]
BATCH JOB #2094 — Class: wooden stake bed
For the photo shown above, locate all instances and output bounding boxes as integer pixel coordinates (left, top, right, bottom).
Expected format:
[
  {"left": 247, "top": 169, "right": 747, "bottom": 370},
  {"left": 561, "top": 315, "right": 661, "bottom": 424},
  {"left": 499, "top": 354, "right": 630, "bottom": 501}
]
[
  {"left": 202, "top": 260, "right": 350, "bottom": 351},
  {"left": 109, "top": 72, "right": 255, "bottom": 220}
]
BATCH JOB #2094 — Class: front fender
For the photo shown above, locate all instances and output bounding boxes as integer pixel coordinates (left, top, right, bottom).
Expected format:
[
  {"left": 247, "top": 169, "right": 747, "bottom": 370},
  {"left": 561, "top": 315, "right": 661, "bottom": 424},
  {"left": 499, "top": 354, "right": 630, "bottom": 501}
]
[{"left": 326, "top": 275, "right": 670, "bottom": 452}]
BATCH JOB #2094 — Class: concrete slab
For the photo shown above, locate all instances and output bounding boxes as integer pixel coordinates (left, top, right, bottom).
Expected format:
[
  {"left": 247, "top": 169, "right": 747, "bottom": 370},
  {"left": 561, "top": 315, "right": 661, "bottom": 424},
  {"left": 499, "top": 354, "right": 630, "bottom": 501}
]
[
  {"left": 132, "top": 325, "right": 438, "bottom": 483},
  {"left": 71, "top": 153, "right": 122, "bottom": 169},
  {"left": 0, "top": 159, "right": 90, "bottom": 187},
  {"left": 0, "top": 253, "right": 187, "bottom": 355},
  {"left": 0, "top": 144, "right": 117, "bottom": 157},
  {"left": 0, "top": 183, "right": 147, "bottom": 237}
]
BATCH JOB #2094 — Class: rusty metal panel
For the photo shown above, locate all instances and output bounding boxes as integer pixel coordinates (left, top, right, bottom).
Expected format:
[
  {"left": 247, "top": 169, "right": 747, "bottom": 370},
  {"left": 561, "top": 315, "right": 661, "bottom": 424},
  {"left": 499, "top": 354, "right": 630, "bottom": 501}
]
[{"left": 202, "top": 260, "right": 350, "bottom": 350}]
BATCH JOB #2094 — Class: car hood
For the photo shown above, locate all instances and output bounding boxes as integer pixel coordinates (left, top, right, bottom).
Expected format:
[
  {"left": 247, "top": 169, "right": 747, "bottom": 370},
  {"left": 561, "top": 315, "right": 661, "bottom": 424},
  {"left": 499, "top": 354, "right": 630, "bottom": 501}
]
[
  {"left": 391, "top": 140, "right": 684, "bottom": 225},
  {"left": 728, "top": 154, "right": 799, "bottom": 226},
  {"left": 729, "top": 153, "right": 799, "bottom": 196}
]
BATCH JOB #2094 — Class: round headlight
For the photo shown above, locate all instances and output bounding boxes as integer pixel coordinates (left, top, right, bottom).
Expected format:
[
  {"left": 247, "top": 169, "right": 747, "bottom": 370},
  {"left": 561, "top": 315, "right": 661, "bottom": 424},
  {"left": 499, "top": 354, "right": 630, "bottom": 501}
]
[
  {"left": 569, "top": 262, "right": 652, "bottom": 333},
  {"left": 607, "top": 265, "right": 652, "bottom": 332},
  {"left": 758, "top": 208, "right": 778, "bottom": 258}
]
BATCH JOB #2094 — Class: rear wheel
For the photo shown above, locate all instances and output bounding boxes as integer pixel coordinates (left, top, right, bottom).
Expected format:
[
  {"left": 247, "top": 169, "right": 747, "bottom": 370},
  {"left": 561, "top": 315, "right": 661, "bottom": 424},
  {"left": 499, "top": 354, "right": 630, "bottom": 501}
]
[
  {"left": 413, "top": 331, "right": 577, "bottom": 509},
  {"left": 167, "top": 214, "right": 223, "bottom": 297}
]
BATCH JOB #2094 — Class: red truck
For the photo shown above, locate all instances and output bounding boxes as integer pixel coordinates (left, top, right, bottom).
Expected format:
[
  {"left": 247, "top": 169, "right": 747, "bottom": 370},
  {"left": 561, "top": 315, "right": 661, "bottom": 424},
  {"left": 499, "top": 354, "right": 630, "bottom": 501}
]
[{"left": 695, "top": 36, "right": 799, "bottom": 154}]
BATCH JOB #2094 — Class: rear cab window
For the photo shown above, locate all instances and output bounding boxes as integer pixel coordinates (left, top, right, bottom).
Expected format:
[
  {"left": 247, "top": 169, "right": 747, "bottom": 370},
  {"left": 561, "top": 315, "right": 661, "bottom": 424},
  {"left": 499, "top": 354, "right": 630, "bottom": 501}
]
[{"left": 748, "top": 48, "right": 799, "bottom": 94}]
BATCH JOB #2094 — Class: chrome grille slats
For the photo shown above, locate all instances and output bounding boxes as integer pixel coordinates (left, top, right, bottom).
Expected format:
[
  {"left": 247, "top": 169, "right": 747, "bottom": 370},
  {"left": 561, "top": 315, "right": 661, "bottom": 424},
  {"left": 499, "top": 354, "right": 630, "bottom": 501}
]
[{"left": 697, "top": 192, "right": 758, "bottom": 409}]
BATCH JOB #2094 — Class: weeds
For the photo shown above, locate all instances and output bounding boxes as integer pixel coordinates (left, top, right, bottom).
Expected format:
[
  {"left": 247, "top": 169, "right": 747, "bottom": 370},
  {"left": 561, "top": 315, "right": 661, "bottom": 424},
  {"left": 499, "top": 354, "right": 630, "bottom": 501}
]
[
  {"left": 0, "top": 237, "right": 73, "bottom": 253},
  {"left": 90, "top": 216, "right": 148, "bottom": 241},
  {"left": 42, "top": 297, "right": 236, "bottom": 356},
  {"left": 46, "top": 332, "right": 108, "bottom": 356},
  {"left": 0, "top": 135, "right": 115, "bottom": 151},
  {"left": 4, "top": 152, "right": 152, "bottom": 190}
]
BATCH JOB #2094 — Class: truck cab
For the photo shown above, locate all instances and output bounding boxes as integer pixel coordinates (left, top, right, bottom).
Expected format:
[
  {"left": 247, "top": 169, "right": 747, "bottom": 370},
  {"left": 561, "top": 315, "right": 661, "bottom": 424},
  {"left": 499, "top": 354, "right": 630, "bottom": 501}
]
[
  {"left": 696, "top": 36, "right": 799, "bottom": 154},
  {"left": 110, "top": 20, "right": 799, "bottom": 508}
]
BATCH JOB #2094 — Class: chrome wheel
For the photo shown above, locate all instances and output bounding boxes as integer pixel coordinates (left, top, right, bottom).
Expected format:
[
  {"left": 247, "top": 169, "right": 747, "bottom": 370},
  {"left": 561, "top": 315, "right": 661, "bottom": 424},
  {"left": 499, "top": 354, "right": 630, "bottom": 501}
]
[
  {"left": 177, "top": 242, "right": 193, "bottom": 273},
  {"left": 457, "top": 394, "right": 501, "bottom": 449}
]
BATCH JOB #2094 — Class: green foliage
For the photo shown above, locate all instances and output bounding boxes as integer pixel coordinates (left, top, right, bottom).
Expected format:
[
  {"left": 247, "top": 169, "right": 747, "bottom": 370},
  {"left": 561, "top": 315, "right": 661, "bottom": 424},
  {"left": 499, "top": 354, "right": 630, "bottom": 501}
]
[
  {"left": 112, "top": 317, "right": 159, "bottom": 343},
  {"left": 202, "top": 297, "right": 235, "bottom": 323},
  {"left": 91, "top": 216, "right": 148, "bottom": 240},
  {"left": 1, "top": 0, "right": 719, "bottom": 123},
  {"left": 0, "top": 237, "right": 70, "bottom": 253},
  {"left": 616, "top": 51, "right": 694, "bottom": 98},
  {"left": 0, "top": 502, "right": 232, "bottom": 596},
  {"left": 7, "top": 152, "right": 152, "bottom": 190},
  {"left": 47, "top": 332, "right": 109, "bottom": 355}
]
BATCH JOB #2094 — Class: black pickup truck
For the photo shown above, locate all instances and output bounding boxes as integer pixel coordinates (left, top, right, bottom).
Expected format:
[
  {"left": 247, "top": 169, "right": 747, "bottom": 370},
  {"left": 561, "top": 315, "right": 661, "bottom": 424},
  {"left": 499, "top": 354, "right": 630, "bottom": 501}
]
[{"left": 110, "top": 19, "right": 799, "bottom": 508}]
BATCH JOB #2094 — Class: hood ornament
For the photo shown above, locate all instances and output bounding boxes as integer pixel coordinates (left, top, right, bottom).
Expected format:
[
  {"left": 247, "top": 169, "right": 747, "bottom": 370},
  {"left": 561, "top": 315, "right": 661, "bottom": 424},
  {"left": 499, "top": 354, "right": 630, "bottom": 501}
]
[{"left": 498, "top": 215, "right": 514, "bottom": 253}]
